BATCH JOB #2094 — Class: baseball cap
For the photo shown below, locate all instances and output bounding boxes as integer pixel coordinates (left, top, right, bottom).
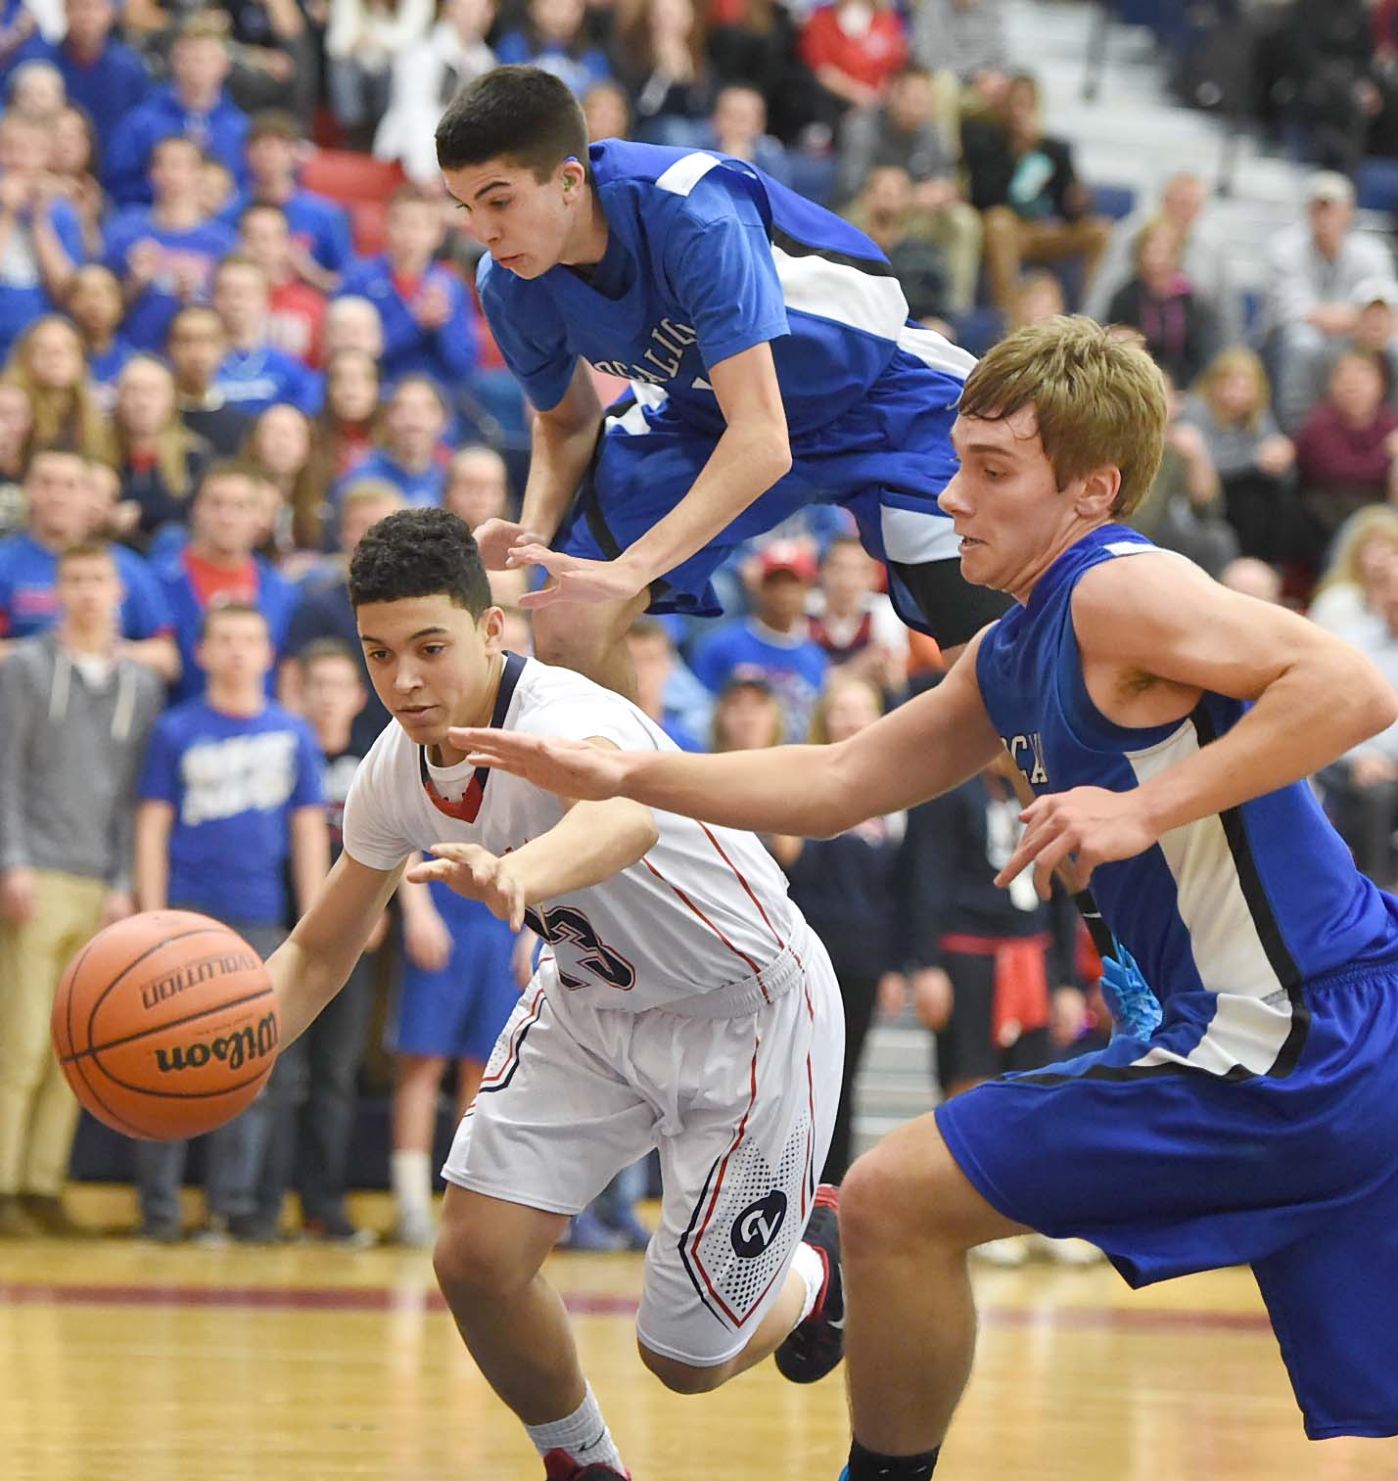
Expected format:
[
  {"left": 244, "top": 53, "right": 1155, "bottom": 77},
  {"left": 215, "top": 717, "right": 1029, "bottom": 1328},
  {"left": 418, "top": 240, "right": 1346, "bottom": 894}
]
[
  {"left": 1306, "top": 171, "right": 1355, "bottom": 206},
  {"left": 757, "top": 540, "right": 818, "bottom": 583},
  {"left": 1352, "top": 277, "right": 1398, "bottom": 309}
]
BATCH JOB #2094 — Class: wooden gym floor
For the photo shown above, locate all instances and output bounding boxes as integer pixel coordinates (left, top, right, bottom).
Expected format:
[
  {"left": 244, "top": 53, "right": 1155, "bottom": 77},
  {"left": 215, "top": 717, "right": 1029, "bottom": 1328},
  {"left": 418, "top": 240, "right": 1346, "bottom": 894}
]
[{"left": 2, "top": 1188, "right": 1396, "bottom": 1481}]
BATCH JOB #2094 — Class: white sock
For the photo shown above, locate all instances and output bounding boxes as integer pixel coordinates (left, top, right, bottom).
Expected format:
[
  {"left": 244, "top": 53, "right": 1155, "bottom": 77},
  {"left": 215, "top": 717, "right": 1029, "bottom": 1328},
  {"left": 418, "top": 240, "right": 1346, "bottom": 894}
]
[
  {"left": 792, "top": 1240, "right": 826, "bottom": 1324},
  {"left": 525, "top": 1383, "right": 624, "bottom": 1472},
  {"left": 390, "top": 1150, "right": 432, "bottom": 1221}
]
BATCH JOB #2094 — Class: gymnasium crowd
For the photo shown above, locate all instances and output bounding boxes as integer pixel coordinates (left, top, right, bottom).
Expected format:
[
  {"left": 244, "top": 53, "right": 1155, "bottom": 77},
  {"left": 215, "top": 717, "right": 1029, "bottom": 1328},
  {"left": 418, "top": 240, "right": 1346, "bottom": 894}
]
[{"left": 2, "top": 0, "right": 1398, "bottom": 1255}]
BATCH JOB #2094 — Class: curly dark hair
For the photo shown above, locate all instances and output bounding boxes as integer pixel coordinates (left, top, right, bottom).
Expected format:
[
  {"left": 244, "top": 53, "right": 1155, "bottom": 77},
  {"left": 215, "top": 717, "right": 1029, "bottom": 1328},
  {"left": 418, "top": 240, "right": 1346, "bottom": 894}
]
[
  {"left": 348, "top": 508, "right": 492, "bottom": 617},
  {"left": 436, "top": 65, "right": 588, "bottom": 180}
]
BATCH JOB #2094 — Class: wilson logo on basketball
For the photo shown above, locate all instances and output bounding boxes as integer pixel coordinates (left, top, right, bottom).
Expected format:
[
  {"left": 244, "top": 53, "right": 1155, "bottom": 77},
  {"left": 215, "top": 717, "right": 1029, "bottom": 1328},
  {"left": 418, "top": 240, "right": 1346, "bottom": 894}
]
[
  {"left": 140, "top": 951, "right": 260, "bottom": 1011},
  {"left": 153, "top": 1011, "right": 279, "bottom": 1075}
]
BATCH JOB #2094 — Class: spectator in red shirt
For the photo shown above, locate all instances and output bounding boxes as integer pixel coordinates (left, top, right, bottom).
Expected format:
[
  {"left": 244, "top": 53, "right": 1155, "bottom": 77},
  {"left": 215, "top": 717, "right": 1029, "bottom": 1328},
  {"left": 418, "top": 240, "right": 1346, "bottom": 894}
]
[
  {"left": 1296, "top": 350, "right": 1398, "bottom": 564},
  {"left": 800, "top": 0, "right": 908, "bottom": 119},
  {"left": 239, "top": 201, "right": 326, "bottom": 370}
]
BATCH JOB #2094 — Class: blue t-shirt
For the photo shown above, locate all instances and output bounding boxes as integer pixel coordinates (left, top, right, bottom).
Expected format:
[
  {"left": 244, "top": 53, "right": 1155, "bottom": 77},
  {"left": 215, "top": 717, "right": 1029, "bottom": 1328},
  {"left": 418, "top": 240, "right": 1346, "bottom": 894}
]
[
  {"left": 0, "top": 198, "right": 86, "bottom": 358},
  {"left": 477, "top": 139, "right": 962, "bottom": 442},
  {"left": 329, "top": 448, "right": 445, "bottom": 510},
  {"left": 491, "top": 31, "right": 612, "bottom": 95},
  {"left": 690, "top": 618, "right": 828, "bottom": 742},
  {"left": 223, "top": 188, "right": 353, "bottom": 276},
  {"left": 335, "top": 256, "right": 479, "bottom": 388},
  {"left": 978, "top": 524, "right": 1398, "bottom": 1016},
  {"left": 0, "top": 533, "right": 172, "bottom": 641},
  {"left": 104, "top": 85, "right": 250, "bottom": 206},
  {"left": 213, "top": 345, "right": 323, "bottom": 417},
  {"left": 158, "top": 551, "right": 300, "bottom": 704},
  {"left": 137, "top": 698, "right": 325, "bottom": 925},
  {"left": 88, "top": 336, "right": 136, "bottom": 393},
  {"left": 3, "top": 36, "right": 152, "bottom": 145},
  {"left": 104, "top": 209, "right": 238, "bottom": 351}
]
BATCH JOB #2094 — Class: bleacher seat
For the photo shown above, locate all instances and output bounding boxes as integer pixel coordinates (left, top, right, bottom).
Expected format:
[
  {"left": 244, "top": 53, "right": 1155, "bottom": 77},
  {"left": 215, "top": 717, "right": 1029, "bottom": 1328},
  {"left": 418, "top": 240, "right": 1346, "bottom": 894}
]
[
  {"left": 1093, "top": 183, "right": 1137, "bottom": 221},
  {"left": 302, "top": 149, "right": 406, "bottom": 206}
]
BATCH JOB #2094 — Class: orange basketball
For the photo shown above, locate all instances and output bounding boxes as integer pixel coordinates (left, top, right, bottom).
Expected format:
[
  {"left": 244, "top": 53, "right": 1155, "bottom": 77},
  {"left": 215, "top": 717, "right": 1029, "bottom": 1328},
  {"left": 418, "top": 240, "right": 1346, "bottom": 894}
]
[{"left": 51, "top": 910, "right": 280, "bottom": 1141}]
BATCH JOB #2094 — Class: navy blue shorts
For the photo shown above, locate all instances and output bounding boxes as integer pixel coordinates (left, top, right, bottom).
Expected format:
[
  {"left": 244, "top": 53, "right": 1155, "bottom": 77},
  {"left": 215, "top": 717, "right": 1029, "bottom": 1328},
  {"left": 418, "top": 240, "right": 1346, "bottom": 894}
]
[
  {"left": 390, "top": 883, "right": 520, "bottom": 1063},
  {"left": 554, "top": 350, "right": 967, "bottom": 638},
  {"left": 937, "top": 959, "right": 1398, "bottom": 1439}
]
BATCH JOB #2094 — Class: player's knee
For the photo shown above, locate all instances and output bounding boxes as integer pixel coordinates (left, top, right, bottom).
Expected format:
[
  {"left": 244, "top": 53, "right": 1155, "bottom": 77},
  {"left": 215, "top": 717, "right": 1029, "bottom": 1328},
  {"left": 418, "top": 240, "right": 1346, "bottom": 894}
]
[
  {"left": 530, "top": 610, "right": 602, "bottom": 674},
  {"left": 637, "top": 1341, "right": 729, "bottom": 1395},
  {"left": 841, "top": 1137, "right": 949, "bottom": 1262},
  {"left": 432, "top": 1218, "right": 535, "bottom": 1300}
]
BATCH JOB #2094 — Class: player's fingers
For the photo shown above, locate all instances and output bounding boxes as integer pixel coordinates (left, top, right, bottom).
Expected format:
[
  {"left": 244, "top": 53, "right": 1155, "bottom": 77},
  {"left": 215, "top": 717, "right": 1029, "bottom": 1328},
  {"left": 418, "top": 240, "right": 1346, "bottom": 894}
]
[
  {"left": 516, "top": 584, "right": 563, "bottom": 610},
  {"left": 405, "top": 860, "right": 453, "bottom": 885},
  {"left": 505, "top": 543, "right": 557, "bottom": 569},
  {"left": 428, "top": 842, "right": 483, "bottom": 864}
]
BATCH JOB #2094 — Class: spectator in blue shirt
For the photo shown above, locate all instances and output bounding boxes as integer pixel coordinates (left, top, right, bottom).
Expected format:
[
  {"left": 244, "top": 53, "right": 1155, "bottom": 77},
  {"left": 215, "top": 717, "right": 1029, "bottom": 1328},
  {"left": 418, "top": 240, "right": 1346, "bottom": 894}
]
[
  {"left": 224, "top": 110, "right": 353, "bottom": 289},
  {"left": 157, "top": 460, "right": 299, "bottom": 703},
  {"left": 3, "top": 0, "right": 151, "bottom": 147},
  {"left": 0, "top": 449, "right": 178, "bottom": 678},
  {"left": 0, "top": 113, "right": 86, "bottom": 361},
  {"left": 67, "top": 263, "right": 135, "bottom": 406},
  {"left": 105, "top": 134, "right": 238, "bottom": 352},
  {"left": 210, "top": 255, "right": 323, "bottom": 416},
  {"left": 329, "top": 374, "right": 449, "bottom": 512},
  {"left": 105, "top": 12, "right": 250, "bottom": 208},
  {"left": 336, "top": 183, "right": 479, "bottom": 390},
  {"left": 131, "top": 600, "right": 328, "bottom": 1242},
  {"left": 690, "top": 540, "right": 830, "bottom": 741},
  {"left": 626, "top": 617, "right": 708, "bottom": 751},
  {"left": 494, "top": 0, "right": 613, "bottom": 96}
]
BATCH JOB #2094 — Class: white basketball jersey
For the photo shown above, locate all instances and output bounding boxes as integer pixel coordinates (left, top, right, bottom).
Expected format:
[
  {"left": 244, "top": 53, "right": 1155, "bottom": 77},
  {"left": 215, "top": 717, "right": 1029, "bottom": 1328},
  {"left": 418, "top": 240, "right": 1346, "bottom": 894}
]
[{"left": 342, "top": 653, "right": 802, "bottom": 1014}]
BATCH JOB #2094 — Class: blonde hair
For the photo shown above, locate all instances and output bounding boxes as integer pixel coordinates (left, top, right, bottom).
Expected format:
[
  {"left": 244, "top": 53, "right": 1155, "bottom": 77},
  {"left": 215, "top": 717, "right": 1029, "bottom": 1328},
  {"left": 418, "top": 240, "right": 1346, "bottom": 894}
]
[
  {"left": 3, "top": 315, "right": 112, "bottom": 462},
  {"left": 1193, "top": 345, "right": 1272, "bottom": 434},
  {"left": 114, "top": 354, "right": 205, "bottom": 500},
  {"left": 958, "top": 315, "right": 1168, "bottom": 517},
  {"left": 809, "top": 673, "right": 885, "bottom": 744},
  {"left": 1313, "top": 504, "right": 1398, "bottom": 599}
]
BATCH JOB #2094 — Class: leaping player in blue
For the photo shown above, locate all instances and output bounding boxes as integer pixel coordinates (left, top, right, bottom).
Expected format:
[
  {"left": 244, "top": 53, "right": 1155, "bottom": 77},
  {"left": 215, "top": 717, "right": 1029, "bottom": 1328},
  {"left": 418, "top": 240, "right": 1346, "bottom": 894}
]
[
  {"left": 434, "top": 65, "right": 1007, "bottom": 692},
  {"left": 456, "top": 319, "right": 1398, "bottom": 1476}
]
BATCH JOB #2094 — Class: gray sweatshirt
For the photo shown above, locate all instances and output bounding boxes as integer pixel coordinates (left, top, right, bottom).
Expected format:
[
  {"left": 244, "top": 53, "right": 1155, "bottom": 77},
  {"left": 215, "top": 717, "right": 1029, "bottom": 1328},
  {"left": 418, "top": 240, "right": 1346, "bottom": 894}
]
[{"left": 0, "top": 632, "right": 165, "bottom": 890}]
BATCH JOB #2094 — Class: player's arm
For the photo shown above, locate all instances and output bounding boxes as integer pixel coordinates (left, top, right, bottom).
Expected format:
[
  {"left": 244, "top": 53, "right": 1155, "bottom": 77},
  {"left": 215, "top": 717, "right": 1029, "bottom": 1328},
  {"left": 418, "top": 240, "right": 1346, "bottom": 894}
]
[
  {"left": 512, "top": 343, "right": 791, "bottom": 608},
  {"left": 516, "top": 359, "right": 604, "bottom": 547},
  {"left": 999, "top": 554, "right": 1398, "bottom": 894},
  {"left": 265, "top": 851, "right": 406, "bottom": 1046},
  {"left": 133, "top": 800, "right": 173, "bottom": 913},
  {"left": 407, "top": 740, "right": 659, "bottom": 929},
  {"left": 450, "top": 629, "right": 1005, "bottom": 837}
]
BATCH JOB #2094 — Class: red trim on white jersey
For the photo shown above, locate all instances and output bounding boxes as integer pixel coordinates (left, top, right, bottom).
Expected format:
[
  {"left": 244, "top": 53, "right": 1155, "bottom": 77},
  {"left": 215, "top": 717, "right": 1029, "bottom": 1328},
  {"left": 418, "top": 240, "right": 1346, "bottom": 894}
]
[
  {"left": 641, "top": 855, "right": 773, "bottom": 1004},
  {"left": 699, "top": 823, "right": 787, "bottom": 953}
]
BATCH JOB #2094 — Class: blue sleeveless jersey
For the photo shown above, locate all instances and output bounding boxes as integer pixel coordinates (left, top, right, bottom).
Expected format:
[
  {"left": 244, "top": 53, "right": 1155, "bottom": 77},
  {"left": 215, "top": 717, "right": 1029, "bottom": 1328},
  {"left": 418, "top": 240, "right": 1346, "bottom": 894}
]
[
  {"left": 477, "top": 139, "right": 972, "bottom": 442},
  {"left": 976, "top": 525, "right": 1398, "bottom": 1077}
]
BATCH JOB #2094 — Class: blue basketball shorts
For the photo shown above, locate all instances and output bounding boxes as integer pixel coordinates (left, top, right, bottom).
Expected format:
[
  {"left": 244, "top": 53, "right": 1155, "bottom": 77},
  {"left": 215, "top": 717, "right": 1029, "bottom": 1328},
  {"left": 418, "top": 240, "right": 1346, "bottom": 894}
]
[
  {"left": 553, "top": 347, "right": 972, "bottom": 639},
  {"left": 390, "top": 883, "right": 520, "bottom": 1063},
  {"left": 936, "top": 957, "right": 1398, "bottom": 1439}
]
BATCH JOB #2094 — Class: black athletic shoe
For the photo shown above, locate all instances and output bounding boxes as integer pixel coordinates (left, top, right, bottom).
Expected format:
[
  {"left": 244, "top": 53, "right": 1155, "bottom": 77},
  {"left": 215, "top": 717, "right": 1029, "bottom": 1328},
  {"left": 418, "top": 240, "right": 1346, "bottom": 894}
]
[{"left": 774, "top": 1184, "right": 844, "bottom": 1384}]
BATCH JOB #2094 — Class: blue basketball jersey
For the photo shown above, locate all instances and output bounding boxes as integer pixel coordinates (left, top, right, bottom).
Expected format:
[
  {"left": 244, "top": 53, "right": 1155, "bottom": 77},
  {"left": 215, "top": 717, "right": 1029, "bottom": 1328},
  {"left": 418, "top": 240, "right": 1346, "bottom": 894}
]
[
  {"left": 977, "top": 525, "right": 1398, "bottom": 1078},
  {"left": 477, "top": 139, "right": 972, "bottom": 441}
]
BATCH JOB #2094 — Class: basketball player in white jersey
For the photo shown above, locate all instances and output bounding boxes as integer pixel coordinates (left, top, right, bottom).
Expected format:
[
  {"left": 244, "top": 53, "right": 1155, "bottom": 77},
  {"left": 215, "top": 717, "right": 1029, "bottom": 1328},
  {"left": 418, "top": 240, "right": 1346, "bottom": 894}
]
[{"left": 263, "top": 507, "right": 845, "bottom": 1481}]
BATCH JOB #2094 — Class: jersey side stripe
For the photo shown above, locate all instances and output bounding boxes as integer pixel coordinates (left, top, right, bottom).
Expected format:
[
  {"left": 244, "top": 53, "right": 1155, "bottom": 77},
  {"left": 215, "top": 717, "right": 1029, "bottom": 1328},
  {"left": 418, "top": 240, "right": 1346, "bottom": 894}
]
[
  {"left": 1123, "top": 719, "right": 1300, "bottom": 1077},
  {"left": 896, "top": 322, "right": 978, "bottom": 379},
  {"left": 771, "top": 243, "right": 909, "bottom": 342},
  {"left": 640, "top": 856, "right": 772, "bottom": 1002},
  {"left": 698, "top": 822, "right": 787, "bottom": 953}
]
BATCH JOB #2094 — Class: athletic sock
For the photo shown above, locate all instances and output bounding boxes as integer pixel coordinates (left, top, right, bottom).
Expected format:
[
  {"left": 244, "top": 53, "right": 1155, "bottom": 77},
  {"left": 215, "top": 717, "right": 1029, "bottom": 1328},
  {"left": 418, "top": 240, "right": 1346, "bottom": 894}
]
[
  {"left": 390, "top": 1150, "right": 432, "bottom": 1225},
  {"left": 525, "top": 1383, "right": 624, "bottom": 1473},
  {"left": 791, "top": 1240, "right": 827, "bottom": 1324},
  {"left": 846, "top": 1438, "right": 940, "bottom": 1480}
]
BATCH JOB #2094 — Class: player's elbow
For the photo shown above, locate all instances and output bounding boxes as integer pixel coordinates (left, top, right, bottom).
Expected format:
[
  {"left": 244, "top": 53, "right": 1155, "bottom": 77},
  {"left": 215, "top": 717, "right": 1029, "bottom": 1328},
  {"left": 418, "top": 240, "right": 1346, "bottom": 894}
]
[{"left": 1352, "top": 666, "right": 1398, "bottom": 745}]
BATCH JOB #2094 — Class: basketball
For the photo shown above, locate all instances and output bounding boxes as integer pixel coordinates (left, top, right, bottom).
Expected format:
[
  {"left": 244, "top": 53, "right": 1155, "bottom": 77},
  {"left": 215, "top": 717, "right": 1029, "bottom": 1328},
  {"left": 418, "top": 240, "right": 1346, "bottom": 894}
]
[{"left": 50, "top": 910, "right": 280, "bottom": 1141}]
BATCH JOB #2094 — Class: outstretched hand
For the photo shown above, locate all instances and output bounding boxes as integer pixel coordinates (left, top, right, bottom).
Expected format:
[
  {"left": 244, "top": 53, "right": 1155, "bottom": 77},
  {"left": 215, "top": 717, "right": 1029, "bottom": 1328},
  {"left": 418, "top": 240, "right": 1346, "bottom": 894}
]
[
  {"left": 406, "top": 843, "right": 528, "bottom": 930},
  {"left": 448, "top": 727, "right": 629, "bottom": 802},
  {"left": 472, "top": 519, "right": 548, "bottom": 572},
  {"left": 993, "top": 786, "right": 1158, "bottom": 900},
  {"left": 506, "top": 544, "right": 648, "bottom": 608}
]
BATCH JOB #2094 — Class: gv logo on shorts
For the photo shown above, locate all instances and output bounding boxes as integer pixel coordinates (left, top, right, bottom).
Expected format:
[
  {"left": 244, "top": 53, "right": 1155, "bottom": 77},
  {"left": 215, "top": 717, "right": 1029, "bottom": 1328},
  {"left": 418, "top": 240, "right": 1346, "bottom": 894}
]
[{"left": 731, "top": 1191, "right": 788, "bottom": 1258}]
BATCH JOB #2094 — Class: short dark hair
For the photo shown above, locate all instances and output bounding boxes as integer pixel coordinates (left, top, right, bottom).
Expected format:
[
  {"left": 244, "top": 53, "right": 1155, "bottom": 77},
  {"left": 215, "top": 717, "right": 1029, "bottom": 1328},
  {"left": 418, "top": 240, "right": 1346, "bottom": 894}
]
[
  {"left": 195, "top": 459, "right": 259, "bottom": 499},
  {"left": 248, "top": 109, "right": 303, "bottom": 143},
  {"left": 436, "top": 65, "right": 588, "bottom": 180},
  {"left": 349, "top": 508, "right": 492, "bottom": 618},
  {"left": 199, "top": 600, "right": 268, "bottom": 641}
]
